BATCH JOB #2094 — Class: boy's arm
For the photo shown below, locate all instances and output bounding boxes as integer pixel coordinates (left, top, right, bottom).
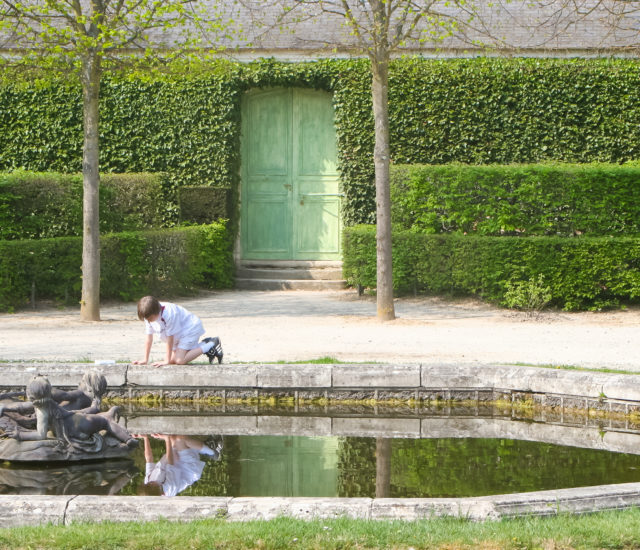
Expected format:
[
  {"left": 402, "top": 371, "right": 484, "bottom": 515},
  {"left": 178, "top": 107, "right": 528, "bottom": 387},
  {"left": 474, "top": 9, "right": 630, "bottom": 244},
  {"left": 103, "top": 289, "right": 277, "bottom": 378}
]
[
  {"left": 132, "top": 334, "right": 154, "bottom": 365},
  {"left": 164, "top": 435, "right": 175, "bottom": 465},
  {"left": 144, "top": 435, "right": 154, "bottom": 463},
  {"left": 152, "top": 336, "right": 173, "bottom": 367}
]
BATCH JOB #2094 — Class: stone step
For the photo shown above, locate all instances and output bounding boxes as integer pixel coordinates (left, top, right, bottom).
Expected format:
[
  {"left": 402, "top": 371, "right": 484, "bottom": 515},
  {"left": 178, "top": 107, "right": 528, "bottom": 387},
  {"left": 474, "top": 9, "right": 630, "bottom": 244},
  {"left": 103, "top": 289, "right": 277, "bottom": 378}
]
[
  {"left": 235, "top": 260, "right": 346, "bottom": 291},
  {"left": 236, "top": 267, "right": 344, "bottom": 281},
  {"left": 235, "top": 278, "right": 346, "bottom": 291},
  {"left": 238, "top": 260, "right": 343, "bottom": 269}
]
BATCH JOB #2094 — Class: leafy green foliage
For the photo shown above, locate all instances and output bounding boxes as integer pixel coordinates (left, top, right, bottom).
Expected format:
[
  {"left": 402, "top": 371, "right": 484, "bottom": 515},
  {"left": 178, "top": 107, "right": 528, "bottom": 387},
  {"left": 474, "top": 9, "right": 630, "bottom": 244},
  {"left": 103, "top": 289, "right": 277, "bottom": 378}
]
[
  {"left": 0, "top": 222, "right": 233, "bottom": 311},
  {"left": 503, "top": 274, "right": 552, "bottom": 314},
  {"left": 343, "top": 225, "right": 640, "bottom": 310},
  {"left": 4, "top": 57, "right": 640, "bottom": 225},
  {"left": 179, "top": 186, "right": 229, "bottom": 225},
  {"left": 390, "top": 163, "right": 640, "bottom": 236},
  {"left": 0, "top": 171, "right": 177, "bottom": 240},
  {"left": 337, "top": 437, "right": 640, "bottom": 498}
]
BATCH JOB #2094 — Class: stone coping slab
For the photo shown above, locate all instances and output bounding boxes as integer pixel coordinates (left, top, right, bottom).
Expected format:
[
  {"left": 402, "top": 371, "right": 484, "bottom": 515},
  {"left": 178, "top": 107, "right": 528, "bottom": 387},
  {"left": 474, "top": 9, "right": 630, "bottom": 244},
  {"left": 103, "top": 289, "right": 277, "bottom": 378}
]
[
  {"left": 1, "top": 362, "right": 640, "bottom": 404},
  {"left": 121, "top": 414, "right": 640, "bottom": 455},
  {"left": 2, "top": 362, "right": 640, "bottom": 527},
  {"left": 3, "top": 483, "right": 640, "bottom": 527}
]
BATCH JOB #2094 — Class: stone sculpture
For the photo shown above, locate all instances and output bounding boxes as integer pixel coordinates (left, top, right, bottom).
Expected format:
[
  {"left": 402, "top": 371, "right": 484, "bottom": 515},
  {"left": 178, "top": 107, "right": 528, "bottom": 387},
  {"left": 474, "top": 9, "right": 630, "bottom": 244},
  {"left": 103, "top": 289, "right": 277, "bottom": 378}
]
[
  {"left": 0, "top": 373, "right": 138, "bottom": 462},
  {"left": 0, "top": 369, "right": 109, "bottom": 424}
]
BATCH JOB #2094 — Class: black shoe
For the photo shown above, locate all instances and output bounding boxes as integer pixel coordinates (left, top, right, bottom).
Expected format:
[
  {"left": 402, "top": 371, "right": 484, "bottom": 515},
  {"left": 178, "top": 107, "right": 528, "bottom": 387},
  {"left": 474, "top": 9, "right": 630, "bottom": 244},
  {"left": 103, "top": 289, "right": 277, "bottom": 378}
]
[{"left": 202, "top": 337, "right": 223, "bottom": 364}]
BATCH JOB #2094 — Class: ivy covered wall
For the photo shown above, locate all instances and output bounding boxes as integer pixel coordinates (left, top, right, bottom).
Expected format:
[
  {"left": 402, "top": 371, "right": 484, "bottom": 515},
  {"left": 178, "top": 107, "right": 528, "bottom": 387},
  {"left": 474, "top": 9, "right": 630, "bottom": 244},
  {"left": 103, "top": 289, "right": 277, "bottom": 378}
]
[{"left": 2, "top": 57, "right": 640, "bottom": 227}]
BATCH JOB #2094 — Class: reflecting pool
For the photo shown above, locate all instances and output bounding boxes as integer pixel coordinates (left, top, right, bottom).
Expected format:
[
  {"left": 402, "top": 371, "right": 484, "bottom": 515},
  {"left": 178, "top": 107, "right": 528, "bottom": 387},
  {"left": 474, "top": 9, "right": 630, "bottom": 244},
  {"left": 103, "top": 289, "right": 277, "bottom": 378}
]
[{"left": 3, "top": 406, "right": 640, "bottom": 497}]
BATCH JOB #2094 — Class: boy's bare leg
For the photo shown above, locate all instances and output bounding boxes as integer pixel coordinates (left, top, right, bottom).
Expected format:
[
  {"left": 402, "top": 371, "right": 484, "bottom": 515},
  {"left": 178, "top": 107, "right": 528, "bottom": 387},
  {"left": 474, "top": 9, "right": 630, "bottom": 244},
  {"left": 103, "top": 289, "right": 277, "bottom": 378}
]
[
  {"left": 172, "top": 435, "right": 204, "bottom": 452},
  {"left": 173, "top": 347, "right": 203, "bottom": 365}
]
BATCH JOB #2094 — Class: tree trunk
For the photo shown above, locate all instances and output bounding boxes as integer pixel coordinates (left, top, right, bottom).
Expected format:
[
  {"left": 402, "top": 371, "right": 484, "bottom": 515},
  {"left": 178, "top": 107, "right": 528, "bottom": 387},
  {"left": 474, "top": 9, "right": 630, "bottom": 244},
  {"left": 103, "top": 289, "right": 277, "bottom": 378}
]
[
  {"left": 371, "top": 54, "right": 395, "bottom": 321},
  {"left": 375, "top": 437, "right": 392, "bottom": 498},
  {"left": 80, "top": 52, "right": 102, "bottom": 321}
]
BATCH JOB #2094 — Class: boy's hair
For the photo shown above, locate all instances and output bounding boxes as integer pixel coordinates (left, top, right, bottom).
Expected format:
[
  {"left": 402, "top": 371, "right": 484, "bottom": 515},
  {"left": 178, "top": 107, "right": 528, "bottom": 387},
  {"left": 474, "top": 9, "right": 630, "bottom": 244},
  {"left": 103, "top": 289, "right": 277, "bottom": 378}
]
[{"left": 137, "top": 296, "right": 162, "bottom": 321}]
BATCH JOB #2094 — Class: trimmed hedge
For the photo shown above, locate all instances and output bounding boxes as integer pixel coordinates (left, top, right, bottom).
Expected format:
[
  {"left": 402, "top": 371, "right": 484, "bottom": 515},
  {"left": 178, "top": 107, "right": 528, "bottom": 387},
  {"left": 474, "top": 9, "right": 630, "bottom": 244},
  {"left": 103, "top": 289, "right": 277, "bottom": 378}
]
[
  {"left": 390, "top": 163, "right": 640, "bottom": 237},
  {"left": 0, "top": 222, "right": 233, "bottom": 312},
  {"left": 178, "top": 186, "right": 230, "bottom": 225},
  {"left": 3, "top": 58, "right": 640, "bottom": 225},
  {"left": 343, "top": 225, "right": 640, "bottom": 310},
  {"left": 0, "top": 171, "right": 176, "bottom": 240}
]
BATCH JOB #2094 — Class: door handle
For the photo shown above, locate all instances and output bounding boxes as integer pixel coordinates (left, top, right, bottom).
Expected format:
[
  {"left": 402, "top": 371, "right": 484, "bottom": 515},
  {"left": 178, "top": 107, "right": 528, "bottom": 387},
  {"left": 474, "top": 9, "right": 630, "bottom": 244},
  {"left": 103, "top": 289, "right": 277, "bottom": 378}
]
[{"left": 284, "top": 184, "right": 292, "bottom": 191}]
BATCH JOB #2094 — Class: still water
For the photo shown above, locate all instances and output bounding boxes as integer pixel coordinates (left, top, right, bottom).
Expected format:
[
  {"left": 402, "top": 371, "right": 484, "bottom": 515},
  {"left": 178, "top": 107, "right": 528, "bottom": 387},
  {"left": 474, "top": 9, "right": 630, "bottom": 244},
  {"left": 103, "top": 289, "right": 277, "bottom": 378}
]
[{"left": 3, "top": 430, "right": 640, "bottom": 497}]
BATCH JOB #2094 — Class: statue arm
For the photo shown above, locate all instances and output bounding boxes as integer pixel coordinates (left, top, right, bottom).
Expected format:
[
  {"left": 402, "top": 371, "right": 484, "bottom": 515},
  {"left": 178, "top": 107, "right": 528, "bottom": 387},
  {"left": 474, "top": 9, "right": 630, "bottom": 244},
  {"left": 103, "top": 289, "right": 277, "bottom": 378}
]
[
  {"left": 0, "top": 402, "right": 35, "bottom": 416},
  {"left": 16, "top": 409, "right": 50, "bottom": 440},
  {"left": 51, "top": 388, "right": 75, "bottom": 402}
]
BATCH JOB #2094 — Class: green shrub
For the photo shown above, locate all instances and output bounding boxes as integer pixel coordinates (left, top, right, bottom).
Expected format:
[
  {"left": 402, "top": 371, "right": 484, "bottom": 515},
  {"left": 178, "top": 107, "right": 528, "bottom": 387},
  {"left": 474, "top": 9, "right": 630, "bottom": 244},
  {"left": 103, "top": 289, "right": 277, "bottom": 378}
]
[
  {"left": 503, "top": 274, "right": 553, "bottom": 315},
  {"left": 343, "top": 225, "right": 640, "bottom": 311},
  {"left": 390, "top": 163, "right": 640, "bottom": 237},
  {"left": 0, "top": 171, "right": 176, "bottom": 240},
  {"left": 0, "top": 222, "right": 233, "bottom": 311},
  {"left": 178, "top": 186, "right": 229, "bottom": 224}
]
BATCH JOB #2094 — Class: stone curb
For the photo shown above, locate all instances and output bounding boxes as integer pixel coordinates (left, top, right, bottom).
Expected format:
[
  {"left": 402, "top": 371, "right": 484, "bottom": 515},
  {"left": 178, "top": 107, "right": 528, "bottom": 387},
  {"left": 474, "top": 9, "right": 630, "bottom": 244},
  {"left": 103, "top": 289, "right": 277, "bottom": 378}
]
[
  {"left": 3, "top": 483, "right": 640, "bottom": 527},
  {"left": 2, "top": 362, "right": 640, "bottom": 404},
  {"left": 3, "top": 362, "right": 640, "bottom": 528}
]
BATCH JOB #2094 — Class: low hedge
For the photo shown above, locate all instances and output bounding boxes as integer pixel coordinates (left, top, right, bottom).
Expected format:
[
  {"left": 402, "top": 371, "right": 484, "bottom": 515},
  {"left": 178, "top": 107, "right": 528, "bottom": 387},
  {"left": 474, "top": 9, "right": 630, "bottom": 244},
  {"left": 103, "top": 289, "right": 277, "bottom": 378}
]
[
  {"left": 178, "top": 186, "right": 230, "bottom": 225},
  {"left": 390, "top": 163, "right": 640, "bottom": 237},
  {"left": 0, "top": 222, "right": 234, "bottom": 312},
  {"left": 0, "top": 171, "right": 176, "bottom": 240},
  {"left": 343, "top": 225, "right": 640, "bottom": 310}
]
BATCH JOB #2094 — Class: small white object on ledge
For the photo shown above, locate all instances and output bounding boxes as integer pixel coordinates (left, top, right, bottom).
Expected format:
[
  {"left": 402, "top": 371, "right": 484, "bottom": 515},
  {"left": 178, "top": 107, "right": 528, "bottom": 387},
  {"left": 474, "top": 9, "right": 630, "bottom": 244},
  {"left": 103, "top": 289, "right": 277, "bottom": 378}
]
[{"left": 94, "top": 359, "right": 116, "bottom": 366}]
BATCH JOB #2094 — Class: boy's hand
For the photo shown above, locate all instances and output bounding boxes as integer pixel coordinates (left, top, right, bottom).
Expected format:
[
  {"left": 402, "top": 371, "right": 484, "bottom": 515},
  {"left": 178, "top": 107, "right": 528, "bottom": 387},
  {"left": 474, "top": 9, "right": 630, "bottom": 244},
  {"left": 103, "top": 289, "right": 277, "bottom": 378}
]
[
  {"left": 152, "top": 361, "right": 168, "bottom": 368},
  {"left": 131, "top": 359, "right": 147, "bottom": 365}
]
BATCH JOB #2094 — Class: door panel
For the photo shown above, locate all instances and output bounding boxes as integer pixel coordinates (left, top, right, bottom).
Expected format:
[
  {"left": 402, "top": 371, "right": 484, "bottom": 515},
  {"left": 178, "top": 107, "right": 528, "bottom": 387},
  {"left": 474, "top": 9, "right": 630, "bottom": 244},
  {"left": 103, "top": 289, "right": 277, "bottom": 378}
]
[
  {"left": 242, "top": 88, "right": 340, "bottom": 260},
  {"left": 246, "top": 91, "right": 289, "bottom": 175},
  {"left": 246, "top": 199, "right": 290, "bottom": 254},
  {"left": 243, "top": 89, "right": 292, "bottom": 258},
  {"left": 293, "top": 89, "right": 340, "bottom": 260},
  {"left": 296, "top": 195, "right": 341, "bottom": 256},
  {"left": 296, "top": 90, "right": 338, "bottom": 176}
]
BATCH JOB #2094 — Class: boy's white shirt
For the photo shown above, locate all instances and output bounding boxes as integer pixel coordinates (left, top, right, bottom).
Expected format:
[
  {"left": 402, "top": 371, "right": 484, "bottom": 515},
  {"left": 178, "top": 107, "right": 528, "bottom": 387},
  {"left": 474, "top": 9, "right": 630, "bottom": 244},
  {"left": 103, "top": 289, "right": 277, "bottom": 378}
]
[
  {"left": 145, "top": 448, "right": 206, "bottom": 497},
  {"left": 144, "top": 302, "right": 202, "bottom": 342}
]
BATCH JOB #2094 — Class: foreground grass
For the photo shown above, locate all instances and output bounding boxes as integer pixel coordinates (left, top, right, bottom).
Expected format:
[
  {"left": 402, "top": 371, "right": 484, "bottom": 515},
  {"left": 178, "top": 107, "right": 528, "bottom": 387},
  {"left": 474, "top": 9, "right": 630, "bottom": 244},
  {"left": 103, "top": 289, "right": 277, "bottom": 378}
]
[{"left": 2, "top": 509, "right": 640, "bottom": 550}]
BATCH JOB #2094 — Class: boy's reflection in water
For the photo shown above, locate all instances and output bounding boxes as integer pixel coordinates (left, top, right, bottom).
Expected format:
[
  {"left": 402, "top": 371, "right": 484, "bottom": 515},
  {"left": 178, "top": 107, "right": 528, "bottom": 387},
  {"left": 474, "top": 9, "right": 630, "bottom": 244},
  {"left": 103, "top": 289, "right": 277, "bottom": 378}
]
[{"left": 134, "top": 434, "right": 222, "bottom": 496}]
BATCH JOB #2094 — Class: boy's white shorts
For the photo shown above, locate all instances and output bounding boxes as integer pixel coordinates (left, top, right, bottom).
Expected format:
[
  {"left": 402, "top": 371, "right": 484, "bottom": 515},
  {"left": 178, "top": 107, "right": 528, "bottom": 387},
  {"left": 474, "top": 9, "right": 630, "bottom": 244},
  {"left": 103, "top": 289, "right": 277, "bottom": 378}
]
[{"left": 173, "top": 327, "right": 205, "bottom": 351}]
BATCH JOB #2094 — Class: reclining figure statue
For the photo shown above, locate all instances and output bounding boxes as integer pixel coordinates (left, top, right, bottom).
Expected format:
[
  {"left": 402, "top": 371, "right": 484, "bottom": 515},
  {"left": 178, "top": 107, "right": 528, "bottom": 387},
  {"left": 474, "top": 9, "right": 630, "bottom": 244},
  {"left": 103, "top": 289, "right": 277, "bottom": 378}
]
[
  {"left": 0, "top": 370, "right": 112, "bottom": 430},
  {"left": 0, "top": 374, "right": 138, "bottom": 462}
]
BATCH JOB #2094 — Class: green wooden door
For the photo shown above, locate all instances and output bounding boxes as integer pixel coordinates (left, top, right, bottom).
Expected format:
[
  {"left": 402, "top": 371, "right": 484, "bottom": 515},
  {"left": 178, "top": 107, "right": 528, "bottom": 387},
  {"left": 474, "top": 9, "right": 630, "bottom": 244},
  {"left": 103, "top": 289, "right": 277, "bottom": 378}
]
[{"left": 241, "top": 88, "right": 341, "bottom": 260}]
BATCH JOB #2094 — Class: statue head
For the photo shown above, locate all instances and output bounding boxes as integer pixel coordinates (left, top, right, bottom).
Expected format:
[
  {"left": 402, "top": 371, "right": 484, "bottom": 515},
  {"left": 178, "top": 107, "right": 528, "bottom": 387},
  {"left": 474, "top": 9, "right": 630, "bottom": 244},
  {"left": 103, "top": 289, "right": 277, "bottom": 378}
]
[
  {"left": 26, "top": 376, "right": 53, "bottom": 407},
  {"left": 79, "top": 370, "right": 107, "bottom": 399}
]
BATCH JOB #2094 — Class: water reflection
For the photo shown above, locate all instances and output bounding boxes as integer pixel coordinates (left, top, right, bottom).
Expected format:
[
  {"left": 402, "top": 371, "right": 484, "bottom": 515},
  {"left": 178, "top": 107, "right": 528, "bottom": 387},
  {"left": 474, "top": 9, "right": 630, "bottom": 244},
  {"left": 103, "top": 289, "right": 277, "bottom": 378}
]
[
  {"left": 0, "top": 460, "right": 137, "bottom": 495},
  {"left": 3, "top": 405, "right": 640, "bottom": 497},
  {"left": 137, "top": 434, "right": 223, "bottom": 497}
]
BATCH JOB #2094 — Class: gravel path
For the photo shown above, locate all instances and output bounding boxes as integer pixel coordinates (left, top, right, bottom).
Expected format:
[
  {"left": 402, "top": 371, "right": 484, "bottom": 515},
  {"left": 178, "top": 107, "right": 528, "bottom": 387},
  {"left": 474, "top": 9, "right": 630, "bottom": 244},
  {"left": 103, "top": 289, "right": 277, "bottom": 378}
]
[{"left": 1, "top": 289, "right": 638, "bottom": 371}]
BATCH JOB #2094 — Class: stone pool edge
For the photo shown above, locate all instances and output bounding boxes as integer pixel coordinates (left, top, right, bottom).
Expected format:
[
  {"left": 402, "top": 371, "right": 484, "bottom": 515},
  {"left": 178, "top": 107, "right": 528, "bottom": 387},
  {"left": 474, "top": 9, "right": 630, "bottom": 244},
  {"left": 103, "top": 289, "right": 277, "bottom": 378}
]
[
  {"left": 2, "top": 362, "right": 640, "bottom": 527},
  {"left": 2, "top": 362, "right": 640, "bottom": 408},
  {"left": 3, "top": 483, "right": 640, "bottom": 527}
]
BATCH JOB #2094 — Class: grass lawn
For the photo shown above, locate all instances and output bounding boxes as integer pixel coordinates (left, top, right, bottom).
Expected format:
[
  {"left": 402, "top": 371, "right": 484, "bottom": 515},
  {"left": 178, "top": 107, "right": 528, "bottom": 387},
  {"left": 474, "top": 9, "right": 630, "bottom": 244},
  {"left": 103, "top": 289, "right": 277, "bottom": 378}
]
[{"left": 2, "top": 509, "right": 640, "bottom": 549}]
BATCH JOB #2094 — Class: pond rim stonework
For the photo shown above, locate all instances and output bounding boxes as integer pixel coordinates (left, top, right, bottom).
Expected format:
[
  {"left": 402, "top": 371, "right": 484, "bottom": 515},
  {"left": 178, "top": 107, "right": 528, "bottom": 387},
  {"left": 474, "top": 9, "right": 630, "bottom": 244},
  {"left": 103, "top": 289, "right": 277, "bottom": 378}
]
[{"left": 2, "top": 361, "right": 640, "bottom": 527}]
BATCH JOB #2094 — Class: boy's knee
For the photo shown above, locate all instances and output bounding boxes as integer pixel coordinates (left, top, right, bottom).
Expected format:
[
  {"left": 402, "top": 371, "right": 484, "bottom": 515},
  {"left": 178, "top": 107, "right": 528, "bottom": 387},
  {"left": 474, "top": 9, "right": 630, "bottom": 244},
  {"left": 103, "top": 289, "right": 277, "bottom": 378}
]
[{"left": 174, "top": 357, "right": 189, "bottom": 365}]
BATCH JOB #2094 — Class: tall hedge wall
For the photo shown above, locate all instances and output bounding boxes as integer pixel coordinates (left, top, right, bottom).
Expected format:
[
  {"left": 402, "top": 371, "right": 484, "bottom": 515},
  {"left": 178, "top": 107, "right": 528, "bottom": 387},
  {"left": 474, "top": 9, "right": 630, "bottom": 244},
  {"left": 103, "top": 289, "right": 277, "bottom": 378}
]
[
  {"left": 390, "top": 163, "right": 640, "bottom": 237},
  {"left": 2, "top": 58, "right": 640, "bottom": 225},
  {"left": 0, "top": 222, "right": 234, "bottom": 312}
]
